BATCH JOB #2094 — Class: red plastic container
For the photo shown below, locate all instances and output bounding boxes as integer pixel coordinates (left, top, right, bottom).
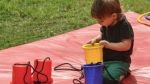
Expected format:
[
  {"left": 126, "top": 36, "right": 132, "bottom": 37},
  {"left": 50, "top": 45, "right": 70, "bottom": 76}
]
[
  {"left": 33, "top": 59, "right": 53, "bottom": 83},
  {"left": 12, "top": 64, "right": 32, "bottom": 84}
]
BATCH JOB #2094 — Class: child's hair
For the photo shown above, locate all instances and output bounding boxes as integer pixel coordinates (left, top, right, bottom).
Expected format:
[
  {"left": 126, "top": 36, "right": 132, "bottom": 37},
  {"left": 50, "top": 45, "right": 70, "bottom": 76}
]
[{"left": 91, "top": 0, "right": 122, "bottom": 19}]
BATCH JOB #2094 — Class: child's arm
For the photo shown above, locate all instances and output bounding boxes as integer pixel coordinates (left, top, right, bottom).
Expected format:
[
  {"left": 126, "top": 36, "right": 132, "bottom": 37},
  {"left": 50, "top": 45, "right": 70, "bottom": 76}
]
[
  {"left": 87, "top": 34, "right": 102, "bottom": 44},
  {"left": 100, "top": 39, "right": 131, "bottom": 51}
]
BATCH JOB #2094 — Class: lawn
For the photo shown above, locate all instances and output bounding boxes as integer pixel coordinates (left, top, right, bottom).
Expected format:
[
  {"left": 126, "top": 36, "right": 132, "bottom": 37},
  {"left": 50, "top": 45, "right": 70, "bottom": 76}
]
[{"left": 0, "top": 0, "right": 150, "bottom": 50}]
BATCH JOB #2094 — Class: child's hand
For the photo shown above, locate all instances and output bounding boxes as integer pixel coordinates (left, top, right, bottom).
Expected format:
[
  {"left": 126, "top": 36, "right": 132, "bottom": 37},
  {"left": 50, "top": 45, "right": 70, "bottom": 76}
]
[
  {"left": 87, "top": 35, "right": 101, "bottom": 45},
  {"left": 87, "top": 38, "right": 98, "bottom": 45},
  {"left": 99, "top": 40, "right": 110, "bottom": 48}
]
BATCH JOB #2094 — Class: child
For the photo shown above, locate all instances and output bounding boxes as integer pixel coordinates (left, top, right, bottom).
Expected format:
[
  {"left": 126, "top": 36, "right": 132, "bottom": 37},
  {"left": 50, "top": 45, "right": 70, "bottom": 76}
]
[{"left": 88, "top": 0, "right": 134, "bottom": 84}]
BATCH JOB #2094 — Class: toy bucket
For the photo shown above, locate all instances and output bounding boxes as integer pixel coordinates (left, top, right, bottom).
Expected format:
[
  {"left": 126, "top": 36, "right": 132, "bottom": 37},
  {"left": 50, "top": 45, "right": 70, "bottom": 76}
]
[
  {"left": 82, "top": 43, "right": 104, "bottom": 64},
  {"left": 83, "top": 64, "right": 103, "bottom": 84},
  {"left": 33, "top": 58, "right": 52, "bottom": 83},
  {"left": 12, "top": 64, "right": 32, "bottom": 84}
]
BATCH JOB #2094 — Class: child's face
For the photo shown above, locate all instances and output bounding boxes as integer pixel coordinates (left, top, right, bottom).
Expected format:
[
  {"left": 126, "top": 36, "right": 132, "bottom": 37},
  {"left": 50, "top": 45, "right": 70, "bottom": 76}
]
[{"left": 95, "top": 13, "right": 117, "bottom": 27}]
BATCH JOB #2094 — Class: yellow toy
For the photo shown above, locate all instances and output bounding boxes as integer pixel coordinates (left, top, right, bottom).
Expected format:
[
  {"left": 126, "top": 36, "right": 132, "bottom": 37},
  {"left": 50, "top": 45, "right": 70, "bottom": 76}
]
[{"left": 82, "top": 43, "right": 104, "bottom": 64}]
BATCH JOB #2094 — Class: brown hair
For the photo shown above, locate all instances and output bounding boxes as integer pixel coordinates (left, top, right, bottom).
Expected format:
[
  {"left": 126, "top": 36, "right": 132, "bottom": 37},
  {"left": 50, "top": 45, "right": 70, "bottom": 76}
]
[{"left": 91, "top": 0, "right": 122, "bottom": 19}]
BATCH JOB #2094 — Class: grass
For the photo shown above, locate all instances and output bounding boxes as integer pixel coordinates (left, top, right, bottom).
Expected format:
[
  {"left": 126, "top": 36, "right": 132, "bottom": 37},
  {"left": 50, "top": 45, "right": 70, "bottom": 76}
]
[
  {"left": 0, "top": 0, "right": 150, "bottom": 50},
  {"left": 121, "top": 0, "right": 150, "bottom": 13}
]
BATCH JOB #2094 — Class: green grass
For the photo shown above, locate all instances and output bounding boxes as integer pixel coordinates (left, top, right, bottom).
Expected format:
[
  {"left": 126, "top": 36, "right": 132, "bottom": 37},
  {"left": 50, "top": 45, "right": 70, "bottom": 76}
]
[
  {"left": 121, "top": 0, "right": 150, "bottom": 13},
  {"left": 0, "top": 0, "right": 150, "bottom": 50}
]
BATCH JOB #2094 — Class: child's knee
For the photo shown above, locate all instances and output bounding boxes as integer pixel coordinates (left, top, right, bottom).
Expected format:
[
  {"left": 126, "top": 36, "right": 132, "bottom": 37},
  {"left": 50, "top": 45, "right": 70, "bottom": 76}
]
[
  {"left": 103, "top": 70, "right": 122, "bottom": 81},
  {"left": 103, "top": 73, "right": 122, "bottom": 84}
]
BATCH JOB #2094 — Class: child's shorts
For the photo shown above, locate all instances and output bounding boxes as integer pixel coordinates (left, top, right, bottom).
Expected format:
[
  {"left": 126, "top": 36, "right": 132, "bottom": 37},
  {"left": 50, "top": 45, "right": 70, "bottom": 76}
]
[{"left": 103, "top": 61, "right": 130, "bottom": 81}]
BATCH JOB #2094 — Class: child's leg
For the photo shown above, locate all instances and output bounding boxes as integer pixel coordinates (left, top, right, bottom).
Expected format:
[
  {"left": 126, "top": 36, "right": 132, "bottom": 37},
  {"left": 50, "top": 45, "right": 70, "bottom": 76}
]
[{"left": 103, "top": 61, "right": 130, "bottom": 82}]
